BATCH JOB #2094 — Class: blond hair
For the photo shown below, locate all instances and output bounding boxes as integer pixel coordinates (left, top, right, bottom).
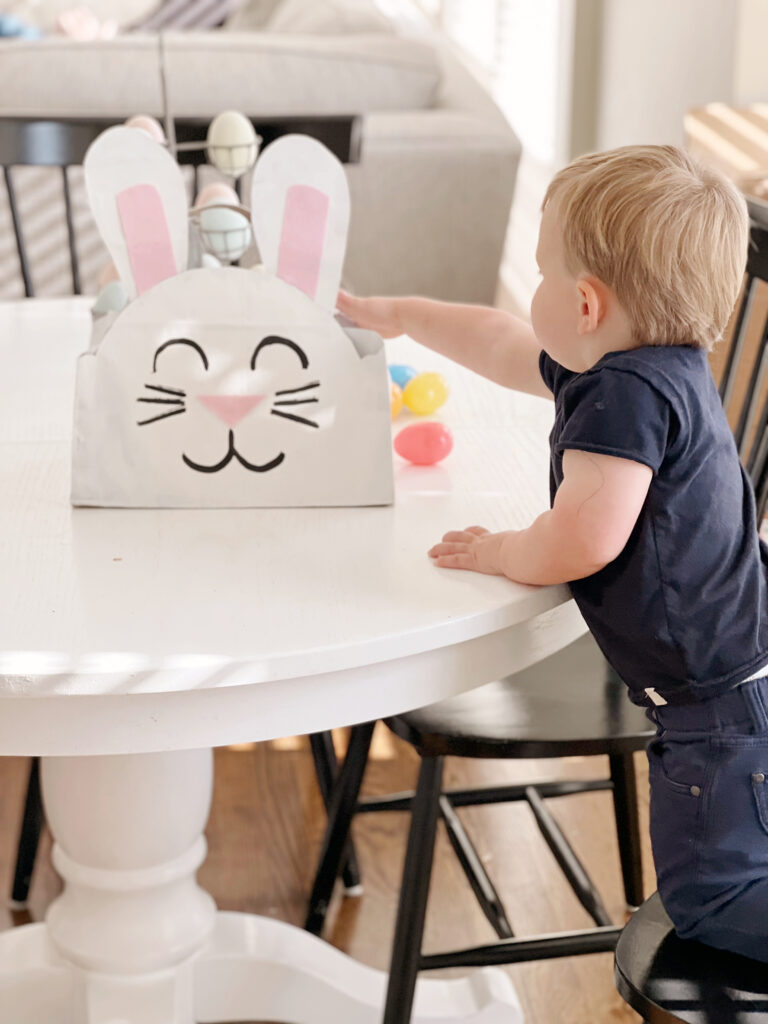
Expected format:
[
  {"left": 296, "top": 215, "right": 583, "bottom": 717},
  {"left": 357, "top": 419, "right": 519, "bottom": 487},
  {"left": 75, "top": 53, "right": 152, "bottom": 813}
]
[{"left": 542, "top": 145, "right": 749, "bottom": 351}]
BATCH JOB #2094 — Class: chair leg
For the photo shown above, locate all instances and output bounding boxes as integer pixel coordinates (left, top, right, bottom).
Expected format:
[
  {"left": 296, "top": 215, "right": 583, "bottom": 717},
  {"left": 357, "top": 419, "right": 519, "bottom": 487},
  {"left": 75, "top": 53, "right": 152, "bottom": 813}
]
[
  {"left": 10, "top": 757, "right": 44, "bottom": 908},
  {"left": 309, "top": 730, "right": 362, "bottom": 892},
  {"left": 305, "top": 722, "right": 375, "bottom": 935},
  {"left": 382, "top": 756, "right": 444, "bottom": 1024},
  {"left": 608, "top": 752, "right": 644, "bottom": 909},
  {"left": 438, "top": 794, "right": 514, "bottom": 939}
]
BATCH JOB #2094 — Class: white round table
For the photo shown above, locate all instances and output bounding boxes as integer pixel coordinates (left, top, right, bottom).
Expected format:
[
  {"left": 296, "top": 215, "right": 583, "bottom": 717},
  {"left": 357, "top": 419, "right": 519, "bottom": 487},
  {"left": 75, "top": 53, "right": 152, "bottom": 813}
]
[{"left": 0, "top": 299, "right": 585, "bottom": 1024}]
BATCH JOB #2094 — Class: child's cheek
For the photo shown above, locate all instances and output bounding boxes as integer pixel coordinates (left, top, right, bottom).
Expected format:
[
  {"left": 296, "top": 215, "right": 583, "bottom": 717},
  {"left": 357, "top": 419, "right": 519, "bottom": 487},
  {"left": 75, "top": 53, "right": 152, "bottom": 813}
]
[{"left": 530, "top": 284, "right": 545, "bottom": 340}]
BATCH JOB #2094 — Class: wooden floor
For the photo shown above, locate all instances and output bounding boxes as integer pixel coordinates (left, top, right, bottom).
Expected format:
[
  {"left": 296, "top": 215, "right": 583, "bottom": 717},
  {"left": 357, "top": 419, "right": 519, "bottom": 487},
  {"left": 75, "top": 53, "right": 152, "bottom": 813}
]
[{"left": 0, "top": 725, "right": 650, "bottom": 1023}]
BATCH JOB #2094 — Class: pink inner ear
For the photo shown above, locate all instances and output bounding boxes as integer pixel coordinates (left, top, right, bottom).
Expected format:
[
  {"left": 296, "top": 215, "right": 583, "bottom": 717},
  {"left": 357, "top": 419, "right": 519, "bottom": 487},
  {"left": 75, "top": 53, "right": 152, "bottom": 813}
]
[
  {"left": 117, "top": 184, "right": 177, "bottom": 295},
  {"left": 277, "top": 184, "right": 330, "bottom": 300}
]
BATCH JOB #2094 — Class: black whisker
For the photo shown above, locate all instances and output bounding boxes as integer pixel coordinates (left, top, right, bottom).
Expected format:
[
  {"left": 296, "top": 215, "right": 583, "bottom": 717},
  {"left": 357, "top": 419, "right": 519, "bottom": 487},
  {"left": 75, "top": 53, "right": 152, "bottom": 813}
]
[
  {"left": 137, "top": 408, "right": 187, "bottom": 427},
  {"left": 274, "top": 381, "right": 320, "bottom": 396},
  {"left": 144, "top": 383, "right": 186, "bottom": 397},
  {"left": 271, "top": 409, "right": 320, "bottom": 429},
  {"left": 273, "top": 398, "right": 319, "bottom": 406},
  {"left": 137, "top": 397, "right": 185, "bottom": 405}
]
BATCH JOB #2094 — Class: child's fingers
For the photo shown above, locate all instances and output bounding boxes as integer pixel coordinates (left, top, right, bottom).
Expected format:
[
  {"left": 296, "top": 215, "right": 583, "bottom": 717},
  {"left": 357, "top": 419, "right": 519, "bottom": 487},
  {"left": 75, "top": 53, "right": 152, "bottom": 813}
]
[
  {"left": 441, "top": 530, "right": 477, "bottom": 543},
  {"left": 336, "top": 289, "right": 358, "bottom": 313},
  {"left": 464, "top": 525, "right": 490, "bottom": 536},
  {"left": 433, "top": 553, "right": 477, "bottom": 571},
  {"left": 429, "top": 541, "right": 471, "bottom": 557}
]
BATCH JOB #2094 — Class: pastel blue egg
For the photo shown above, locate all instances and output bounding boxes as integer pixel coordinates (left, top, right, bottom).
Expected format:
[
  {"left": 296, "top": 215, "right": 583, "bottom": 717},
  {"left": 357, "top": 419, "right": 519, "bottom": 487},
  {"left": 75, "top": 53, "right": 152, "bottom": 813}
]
[
  {"left": 198, "top": 203, "right": 252, "bottom": 262},
  {"left": 92, "top": 280, "right": 128, "bottom": 315},
  {"left": 389, "top": 364, "right": 418, "bottom": 389}
]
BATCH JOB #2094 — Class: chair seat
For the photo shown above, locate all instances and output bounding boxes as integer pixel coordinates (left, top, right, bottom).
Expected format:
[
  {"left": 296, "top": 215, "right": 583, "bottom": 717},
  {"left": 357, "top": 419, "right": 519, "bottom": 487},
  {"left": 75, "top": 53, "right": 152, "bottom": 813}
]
[
  {"left": 614, "top": 892, "right": 768, "bottom": 1023},
  {"left": 385, "top": 632, "right": 653, "bottom": 758}
]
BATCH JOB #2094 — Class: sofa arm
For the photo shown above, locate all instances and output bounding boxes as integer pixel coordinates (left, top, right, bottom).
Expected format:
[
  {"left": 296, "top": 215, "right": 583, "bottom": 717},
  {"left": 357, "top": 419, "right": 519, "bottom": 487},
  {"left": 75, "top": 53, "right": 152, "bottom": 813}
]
[{"left": 344, "top": 110, "right": 521, "bottom": 304}]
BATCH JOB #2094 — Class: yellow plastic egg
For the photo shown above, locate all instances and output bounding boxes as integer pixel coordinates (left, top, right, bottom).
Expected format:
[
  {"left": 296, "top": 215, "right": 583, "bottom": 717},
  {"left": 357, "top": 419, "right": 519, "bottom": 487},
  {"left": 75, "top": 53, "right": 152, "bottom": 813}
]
[
  {"left": 206, "top": 111, "right": 258, "bottom": 177},
  {"left": 390, "top": 382, "right": 403, "bottom": 420},
  {"left": 402, "top": 372, "right": 449, "bottom": 416}
]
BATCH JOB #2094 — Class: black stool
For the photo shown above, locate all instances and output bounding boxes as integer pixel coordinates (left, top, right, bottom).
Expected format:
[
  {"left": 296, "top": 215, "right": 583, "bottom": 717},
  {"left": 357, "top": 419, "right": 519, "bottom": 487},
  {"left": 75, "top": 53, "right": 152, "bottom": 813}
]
[
  {"left": 306, "top": 631, "right": 653, "bottom": 1023},
  {"left": 615, "top": 891, "right": 768, "bottom": 1023}
]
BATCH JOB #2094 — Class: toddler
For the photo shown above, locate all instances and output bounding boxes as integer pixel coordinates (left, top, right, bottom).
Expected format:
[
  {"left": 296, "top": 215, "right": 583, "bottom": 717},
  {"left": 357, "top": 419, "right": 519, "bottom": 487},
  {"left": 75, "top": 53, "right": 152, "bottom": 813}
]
[{"left": 339, "top": 145, "right": 768, "bottom": 962}]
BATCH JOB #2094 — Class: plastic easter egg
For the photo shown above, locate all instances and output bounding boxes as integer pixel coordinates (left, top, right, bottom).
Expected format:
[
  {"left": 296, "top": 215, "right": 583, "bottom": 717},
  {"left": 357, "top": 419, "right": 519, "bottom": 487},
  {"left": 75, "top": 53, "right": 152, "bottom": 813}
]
[
  {"left": 390, "top": 382, "right": 403, "bottom": 420},
  {"left": 194, "top": 182, "right": 239, "bottom": 208},
  {"left": 402, "top": 372, "right": 449, "bottom": 415},
  {"left": 389, "top": 363, "right": 418, "bottom": 389},
  {"left": 198, "top": 203, "right": 252, "bottom": 262},
  {"left": 394, "top": 422, "right": 453, "bottom": 465},
  {"left": 97, "top": 260, "right": 119, "bottom": 289},
  {"left": 125, "top": 115, "right": 165, "bottom": 143},
  {"left": 92, "top": 280, "right": 128, "bottom": 315},
  {"left": 206, "top": 111, "right": 258, "bottom": 177}
]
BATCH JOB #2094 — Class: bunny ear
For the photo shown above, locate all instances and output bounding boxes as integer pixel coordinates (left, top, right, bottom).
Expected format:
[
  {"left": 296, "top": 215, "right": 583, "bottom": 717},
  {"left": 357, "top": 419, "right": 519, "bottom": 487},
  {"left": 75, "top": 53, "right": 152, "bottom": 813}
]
[
  {"left": 250, "top": 135, "right": 349, "bottom": 311},
  {"left": 84, "top": 126, "right": 188, "bottom": 301}
]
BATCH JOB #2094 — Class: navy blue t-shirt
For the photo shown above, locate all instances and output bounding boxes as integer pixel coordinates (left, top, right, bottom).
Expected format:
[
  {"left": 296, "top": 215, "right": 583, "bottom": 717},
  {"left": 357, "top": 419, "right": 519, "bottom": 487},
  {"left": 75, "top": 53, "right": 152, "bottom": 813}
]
[{"left": 539, "top": 345, "right": 768, "bottom": 704}]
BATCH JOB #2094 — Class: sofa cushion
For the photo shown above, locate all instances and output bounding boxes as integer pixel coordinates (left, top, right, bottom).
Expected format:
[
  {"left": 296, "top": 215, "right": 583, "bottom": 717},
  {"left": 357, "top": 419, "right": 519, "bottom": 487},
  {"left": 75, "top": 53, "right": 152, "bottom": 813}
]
[
  {"left": 265, "top": 0, "right": 395, "bottom": 35},
  {"left": 0, "top": 37, "right": 166, "bottom": 116},
  {"left": 0, "top": 31, "right": 439, "bottom": 119},
  {"left": 161, "top": 31, "right": 439, "bottom": 116}
]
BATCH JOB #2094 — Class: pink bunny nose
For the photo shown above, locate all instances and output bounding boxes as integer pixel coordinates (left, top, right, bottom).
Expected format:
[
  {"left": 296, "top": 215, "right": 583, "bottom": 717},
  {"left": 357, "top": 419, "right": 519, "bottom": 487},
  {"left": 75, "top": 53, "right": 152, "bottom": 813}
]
[{"left": 197, "top": 394, "right": 264, "bottom": 427}]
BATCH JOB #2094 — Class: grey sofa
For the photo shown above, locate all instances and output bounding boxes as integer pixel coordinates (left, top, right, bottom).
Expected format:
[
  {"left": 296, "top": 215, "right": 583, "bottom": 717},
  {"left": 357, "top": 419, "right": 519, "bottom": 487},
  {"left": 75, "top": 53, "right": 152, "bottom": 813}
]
[{"left": 0, "top": 27, "right": 520, "bottom": 302}]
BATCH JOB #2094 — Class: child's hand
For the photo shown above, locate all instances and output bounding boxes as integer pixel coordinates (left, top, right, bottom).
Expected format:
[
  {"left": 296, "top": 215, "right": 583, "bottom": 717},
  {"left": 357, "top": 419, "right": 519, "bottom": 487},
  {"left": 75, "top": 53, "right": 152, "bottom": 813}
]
[
  {"left": 428, "top": 526, "right": 509, "bottom": 575},
  {"left": 337, "top": 290, "right": 404, "bottom": 339}
]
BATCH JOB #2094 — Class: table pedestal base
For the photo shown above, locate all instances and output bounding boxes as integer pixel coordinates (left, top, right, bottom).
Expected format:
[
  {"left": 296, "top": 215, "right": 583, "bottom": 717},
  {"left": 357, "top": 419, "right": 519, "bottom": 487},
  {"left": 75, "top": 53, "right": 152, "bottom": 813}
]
[
  {"left": 0, "top": 913, "right": 523, "bottom": 1023},
  {"left": 0, "top": 749, "right": 523, "bottom": 1023}
]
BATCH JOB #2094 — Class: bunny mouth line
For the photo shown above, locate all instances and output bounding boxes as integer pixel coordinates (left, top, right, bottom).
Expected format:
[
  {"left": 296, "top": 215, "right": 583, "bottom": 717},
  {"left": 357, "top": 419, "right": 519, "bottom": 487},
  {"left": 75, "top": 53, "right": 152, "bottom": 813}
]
[{"left": 182, "top": 430, "right": 285, "bottom": 474}]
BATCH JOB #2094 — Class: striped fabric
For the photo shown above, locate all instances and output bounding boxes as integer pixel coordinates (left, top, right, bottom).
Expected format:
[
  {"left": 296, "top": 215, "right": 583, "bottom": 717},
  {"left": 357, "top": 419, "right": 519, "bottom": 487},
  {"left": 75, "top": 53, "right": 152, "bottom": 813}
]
[{"left": 134, "top": 0, "right": 240, "bottom": 31}]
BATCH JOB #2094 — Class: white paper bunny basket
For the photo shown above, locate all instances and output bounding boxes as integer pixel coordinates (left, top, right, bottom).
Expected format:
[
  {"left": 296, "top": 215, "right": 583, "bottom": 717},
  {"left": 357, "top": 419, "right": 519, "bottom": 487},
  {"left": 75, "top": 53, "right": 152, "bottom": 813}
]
[{"left": 71, "top": 126, "right": 394, "bottom": 508}]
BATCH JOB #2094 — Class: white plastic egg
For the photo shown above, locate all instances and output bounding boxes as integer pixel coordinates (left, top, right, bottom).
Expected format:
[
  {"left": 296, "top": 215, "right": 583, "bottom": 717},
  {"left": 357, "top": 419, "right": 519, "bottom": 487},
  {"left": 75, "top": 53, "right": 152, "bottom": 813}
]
[
  {"left": 197, "top": 202, "right": 252, "bottom": 262},
  {"left": 206, "top": 111, "right": 258, "bottom": 177}
]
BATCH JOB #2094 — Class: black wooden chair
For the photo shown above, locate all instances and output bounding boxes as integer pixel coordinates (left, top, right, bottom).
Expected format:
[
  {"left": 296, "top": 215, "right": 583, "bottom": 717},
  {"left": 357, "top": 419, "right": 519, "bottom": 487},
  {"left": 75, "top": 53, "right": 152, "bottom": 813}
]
[
  {"left": 614, "top": 892, "right": 768, "bottom": 1024},
  {"left": 305, "top": 635, "right": 651, "bottom": 1023},
  {"left": 1, "top": 117, "right": 120, "bottom": 902},
  {"left": 4, "top": 111, "right": 362, "bottom": 908},
  {"left": 304, "top": 221, "right": 768, "bottom": 1023},
  {"left": 0, "top": 117, "right": 118, "bottom": 297}
]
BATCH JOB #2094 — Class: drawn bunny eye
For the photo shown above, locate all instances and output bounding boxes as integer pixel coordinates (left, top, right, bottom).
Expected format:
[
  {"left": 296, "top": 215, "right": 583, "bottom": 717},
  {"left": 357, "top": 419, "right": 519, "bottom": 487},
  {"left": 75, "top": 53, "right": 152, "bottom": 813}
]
[
  {"left": 153, "top": 338, "right": 209, "bottom": 372},
  {"left": 250, "top": 335, "right": 309, "bottom": 370}
]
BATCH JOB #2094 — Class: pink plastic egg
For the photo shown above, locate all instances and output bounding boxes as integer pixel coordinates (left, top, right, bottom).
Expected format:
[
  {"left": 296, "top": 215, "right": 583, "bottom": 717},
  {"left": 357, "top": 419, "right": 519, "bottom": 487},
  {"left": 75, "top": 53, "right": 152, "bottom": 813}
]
[
  {"left": 193, "top": 182, "right": 239, "bottom": 208},
  {"left": 394, "top": 422, "right": 453, "bottom": 465},
  {"left": 125, "top": 115, "right": 166, "bottom": 143}
]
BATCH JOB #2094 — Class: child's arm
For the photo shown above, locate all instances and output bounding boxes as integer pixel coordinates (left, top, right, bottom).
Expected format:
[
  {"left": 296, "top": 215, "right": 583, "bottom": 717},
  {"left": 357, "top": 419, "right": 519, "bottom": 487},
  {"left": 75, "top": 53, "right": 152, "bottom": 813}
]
[
  {"left": 337, "top": 291, "right": 550, "bottom": 399},
  {"left": 429, "top": 450, "right": 654, "bottom": 584}
]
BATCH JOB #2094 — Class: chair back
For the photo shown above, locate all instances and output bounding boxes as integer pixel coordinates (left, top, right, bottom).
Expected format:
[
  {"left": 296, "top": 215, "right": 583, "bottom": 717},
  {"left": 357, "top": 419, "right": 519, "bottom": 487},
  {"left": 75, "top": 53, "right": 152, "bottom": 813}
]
[
  {"left": 0, "top": 114, "right": 361, "bottom": 299},
  {"left": 0, "top": 117, "right": 123, "bottom": 298},
  {"left": 711, "top": 223, "right": 768, "bottom": 519}
]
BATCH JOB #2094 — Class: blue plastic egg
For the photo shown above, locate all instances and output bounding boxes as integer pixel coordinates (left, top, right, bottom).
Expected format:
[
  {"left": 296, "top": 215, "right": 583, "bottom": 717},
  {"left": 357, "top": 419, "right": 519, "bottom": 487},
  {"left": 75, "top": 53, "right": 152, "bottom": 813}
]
[
  {"left": 389, "top": 364, "right": 418, "bottom": 390},
  {"left": 198, "top": 203, "right": 252, "bottom": 262}
]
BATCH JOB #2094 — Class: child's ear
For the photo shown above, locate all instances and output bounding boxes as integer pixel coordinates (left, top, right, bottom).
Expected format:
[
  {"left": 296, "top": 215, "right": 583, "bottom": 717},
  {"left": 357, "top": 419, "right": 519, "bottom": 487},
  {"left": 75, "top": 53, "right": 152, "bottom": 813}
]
[{"left": 576, "top": 276, "right": 607, "bottom": 335}]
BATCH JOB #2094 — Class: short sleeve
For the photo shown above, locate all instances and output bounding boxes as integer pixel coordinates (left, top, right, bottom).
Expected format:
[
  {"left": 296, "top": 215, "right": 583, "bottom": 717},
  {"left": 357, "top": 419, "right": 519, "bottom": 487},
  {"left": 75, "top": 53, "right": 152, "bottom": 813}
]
[{"left": 557, "top": 368, "right": 670, "bottom": 473}]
